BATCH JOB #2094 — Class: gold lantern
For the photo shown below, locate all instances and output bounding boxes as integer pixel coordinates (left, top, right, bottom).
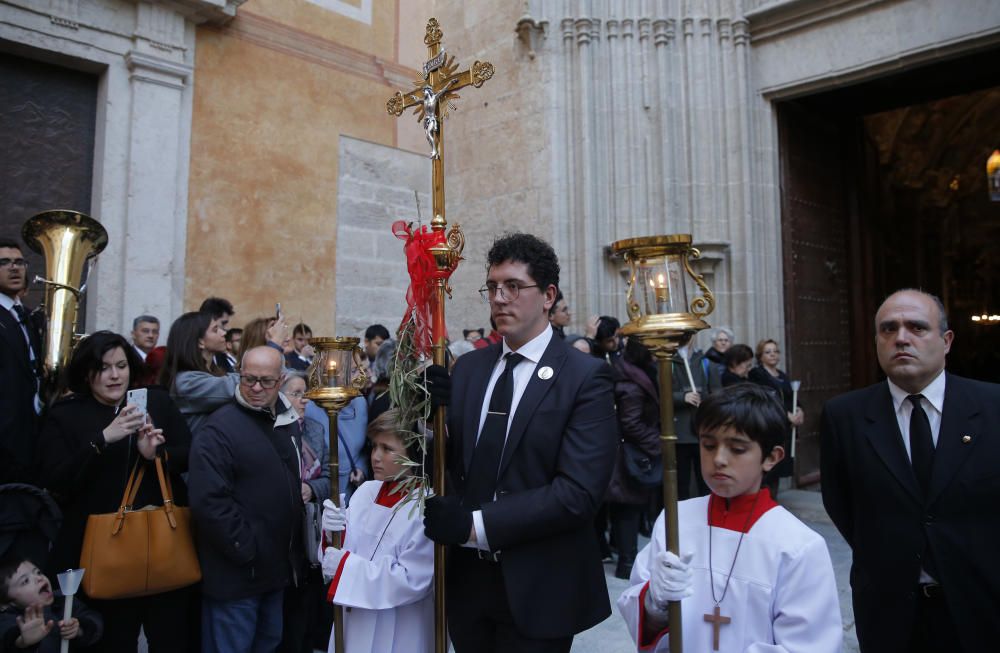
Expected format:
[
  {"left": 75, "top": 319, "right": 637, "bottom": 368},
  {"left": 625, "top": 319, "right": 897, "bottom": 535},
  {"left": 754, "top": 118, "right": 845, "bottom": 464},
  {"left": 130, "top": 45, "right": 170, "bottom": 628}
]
[
  {"left": 305, "top": 337, "right": 368, "bottom": 653},
  {"left": 610, "top": 234, "right": 715, "bottom": 653}
]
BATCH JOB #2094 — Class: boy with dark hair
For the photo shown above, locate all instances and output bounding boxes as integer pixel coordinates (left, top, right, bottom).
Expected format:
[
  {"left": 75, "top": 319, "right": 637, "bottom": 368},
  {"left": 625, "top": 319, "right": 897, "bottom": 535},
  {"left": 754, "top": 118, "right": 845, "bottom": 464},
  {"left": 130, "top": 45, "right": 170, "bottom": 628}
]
[
  {"left": 618, "top": 384, "right": 842, "bottom": 652},
  {"left": 224, "top": 327, "right": 242, "bottom": 370},
  {"left": 286, "top": 322, "right": 314, "bottom": 371},
  {"left": 0, "top": 556, "right": 103, "bottom": 651},
  {"left": 199, "top": 297, "right": 235, "bottom": 372},
  {"left": 363, "top": 324, "right": 390, "bottom": 363}
]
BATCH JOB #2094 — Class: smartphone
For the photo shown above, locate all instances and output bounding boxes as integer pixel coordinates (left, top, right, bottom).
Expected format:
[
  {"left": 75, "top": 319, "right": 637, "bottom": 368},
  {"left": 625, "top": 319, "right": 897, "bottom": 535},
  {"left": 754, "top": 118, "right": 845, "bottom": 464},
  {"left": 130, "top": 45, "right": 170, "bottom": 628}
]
[
  {"left": 126, "top": 388, "right": 148, "bottom": 418},
  {"left": 275, "top": 302, "right": 282, "bottom": 318}
]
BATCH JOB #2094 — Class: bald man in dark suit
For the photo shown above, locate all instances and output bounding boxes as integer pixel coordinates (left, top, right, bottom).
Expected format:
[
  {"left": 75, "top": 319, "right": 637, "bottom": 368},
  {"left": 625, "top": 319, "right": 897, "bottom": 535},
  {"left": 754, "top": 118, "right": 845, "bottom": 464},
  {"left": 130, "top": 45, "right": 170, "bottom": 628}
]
[{"left": 821, "top": 289, "right": 1000, "bottom": 653}]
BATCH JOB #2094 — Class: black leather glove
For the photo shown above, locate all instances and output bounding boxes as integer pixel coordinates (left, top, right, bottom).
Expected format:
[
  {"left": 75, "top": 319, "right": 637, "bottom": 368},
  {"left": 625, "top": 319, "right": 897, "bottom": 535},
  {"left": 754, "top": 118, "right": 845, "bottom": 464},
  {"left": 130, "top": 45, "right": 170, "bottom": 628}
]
[
  {"left": 424, "top": 364, "right": 451, "bottom": 411},
  {"left": 423, "top": 495, "right": 472, "bottom": 545}
]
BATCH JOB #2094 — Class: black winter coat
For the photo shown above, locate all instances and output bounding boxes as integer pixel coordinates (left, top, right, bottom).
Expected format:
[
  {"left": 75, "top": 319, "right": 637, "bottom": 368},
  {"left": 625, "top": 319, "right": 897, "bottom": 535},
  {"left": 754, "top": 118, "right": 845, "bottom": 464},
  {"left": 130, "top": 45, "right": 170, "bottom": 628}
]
[
  {"left": 188, "top": 399, "right": 303, "bottom": 601},
  {"left": 608, "top": 358, "right": 660, "bottom": 505},
  {"left": 36, "top": 388, "right": 191, "bottom": 575}
]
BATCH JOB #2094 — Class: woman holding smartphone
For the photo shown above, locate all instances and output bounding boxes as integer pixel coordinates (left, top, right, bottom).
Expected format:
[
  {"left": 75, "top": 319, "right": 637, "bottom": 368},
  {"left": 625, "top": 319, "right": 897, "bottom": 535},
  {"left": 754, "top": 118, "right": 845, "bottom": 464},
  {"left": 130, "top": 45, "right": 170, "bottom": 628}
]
[{"left": 37, "top": 330, "right": 194, "bottom": 652}]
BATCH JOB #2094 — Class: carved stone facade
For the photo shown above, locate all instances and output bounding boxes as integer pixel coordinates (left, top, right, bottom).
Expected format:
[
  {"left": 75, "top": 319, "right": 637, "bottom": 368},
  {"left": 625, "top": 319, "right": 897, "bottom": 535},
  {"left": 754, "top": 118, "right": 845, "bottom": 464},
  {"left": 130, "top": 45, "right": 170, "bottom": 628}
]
[{"left": 433, "top": 0, "right": 1000, "bottom": 351}]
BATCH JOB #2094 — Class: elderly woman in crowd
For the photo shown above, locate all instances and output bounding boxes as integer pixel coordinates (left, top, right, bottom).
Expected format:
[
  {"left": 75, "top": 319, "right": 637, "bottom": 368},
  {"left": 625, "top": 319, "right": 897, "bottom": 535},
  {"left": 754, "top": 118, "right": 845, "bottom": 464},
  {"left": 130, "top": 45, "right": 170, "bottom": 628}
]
[
  {"left": 704, "top": 326, "right": 733, "bottom": 366},
  {"left": 279, "top": 371, "right": 331, "bottom": 653},
  {"left": 748, "top": 338, "right": 804, "bottom": 495},
  {"left": 38, "top": 331, "right": 193, "bottom": 652}
]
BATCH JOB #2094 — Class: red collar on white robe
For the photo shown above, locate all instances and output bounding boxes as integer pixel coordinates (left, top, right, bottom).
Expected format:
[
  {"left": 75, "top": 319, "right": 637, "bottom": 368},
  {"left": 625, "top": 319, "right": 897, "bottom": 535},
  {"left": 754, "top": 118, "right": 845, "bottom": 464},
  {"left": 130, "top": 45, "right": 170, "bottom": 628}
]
[
  {"left": 374, "top": 480, "right": 407, "bottom": 508},
  {"left": 707, "top": 487, "right": 778, "bottom": 533}
]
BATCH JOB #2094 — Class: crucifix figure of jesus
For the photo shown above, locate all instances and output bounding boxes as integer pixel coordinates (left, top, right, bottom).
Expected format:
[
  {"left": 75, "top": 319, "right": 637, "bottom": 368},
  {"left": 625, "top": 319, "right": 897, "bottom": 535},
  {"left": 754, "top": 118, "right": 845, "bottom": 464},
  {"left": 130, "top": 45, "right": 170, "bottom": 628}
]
[
  {"left": 386, "top": 18, "right": 494, "bottom": 166},
  {"left": 703, "top": 605, "right": 731, "bottom": 651},
  {"left": 384, "top": 17, "right": 493, "bottom": 653}
]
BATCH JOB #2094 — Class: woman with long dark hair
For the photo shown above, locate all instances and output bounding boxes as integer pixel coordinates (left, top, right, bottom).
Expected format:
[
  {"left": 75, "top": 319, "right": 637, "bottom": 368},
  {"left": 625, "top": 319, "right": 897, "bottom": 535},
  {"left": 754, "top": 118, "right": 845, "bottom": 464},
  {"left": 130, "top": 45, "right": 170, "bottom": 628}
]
[
  {"left": 159, "top": 312, "right": 239, "bottom": 435},
  {"left": 37, "top": 331, "right": 193, "bottom": 652}
]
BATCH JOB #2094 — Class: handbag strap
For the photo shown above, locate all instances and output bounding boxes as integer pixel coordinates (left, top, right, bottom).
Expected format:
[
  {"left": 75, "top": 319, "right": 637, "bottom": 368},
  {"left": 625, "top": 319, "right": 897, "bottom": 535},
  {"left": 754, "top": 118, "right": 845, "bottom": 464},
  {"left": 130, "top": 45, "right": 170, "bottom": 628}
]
[
  {"left": 113, "top": 460, "right": 146, "bottom": 535},
  {"left": 154, "top": 456, "right": 179, "bottom": 529}
]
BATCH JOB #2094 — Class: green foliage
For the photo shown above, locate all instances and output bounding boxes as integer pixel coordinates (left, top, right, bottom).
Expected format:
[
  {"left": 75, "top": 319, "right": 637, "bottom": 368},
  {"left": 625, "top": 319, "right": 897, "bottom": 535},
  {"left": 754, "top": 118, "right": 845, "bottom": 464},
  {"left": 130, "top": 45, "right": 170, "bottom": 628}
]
[{"left": 387, "top": 314, "right": 432, "bottom": 513}]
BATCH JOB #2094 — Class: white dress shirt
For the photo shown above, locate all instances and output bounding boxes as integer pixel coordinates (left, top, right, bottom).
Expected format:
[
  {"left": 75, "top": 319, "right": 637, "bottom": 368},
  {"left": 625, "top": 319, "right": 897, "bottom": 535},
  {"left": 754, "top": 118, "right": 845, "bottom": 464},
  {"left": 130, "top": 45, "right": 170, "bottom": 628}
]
[
  {"left": 469, "top": 325, "right": 553, "bottom": 551},
  {"left": 887, "top": 370, "right": 945, "bottom": 458}
]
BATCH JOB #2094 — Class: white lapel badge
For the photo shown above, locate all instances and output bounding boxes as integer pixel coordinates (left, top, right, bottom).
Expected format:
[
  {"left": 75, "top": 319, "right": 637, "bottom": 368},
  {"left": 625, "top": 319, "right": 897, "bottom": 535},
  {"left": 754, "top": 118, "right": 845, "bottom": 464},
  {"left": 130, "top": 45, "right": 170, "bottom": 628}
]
[
  {"left": 962, "top": 435, "right": 972, "bottom": 443},
  {"left": 537, "top": 366, "right": 554, "bottom": 380}
]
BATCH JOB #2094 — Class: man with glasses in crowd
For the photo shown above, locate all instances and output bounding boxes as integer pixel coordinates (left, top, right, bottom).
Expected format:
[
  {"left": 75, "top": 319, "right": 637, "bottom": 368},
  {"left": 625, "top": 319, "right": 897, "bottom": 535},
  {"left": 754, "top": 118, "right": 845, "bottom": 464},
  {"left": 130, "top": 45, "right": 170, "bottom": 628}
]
[
  {"left": 189, "top": 346, "right": 304, "bottom": 652},
  {"left": 0, "top": 238, "right": 44, "bottom": 483},
  {"left": 422, "top": 233, "right": 619, "bottom": 652}
]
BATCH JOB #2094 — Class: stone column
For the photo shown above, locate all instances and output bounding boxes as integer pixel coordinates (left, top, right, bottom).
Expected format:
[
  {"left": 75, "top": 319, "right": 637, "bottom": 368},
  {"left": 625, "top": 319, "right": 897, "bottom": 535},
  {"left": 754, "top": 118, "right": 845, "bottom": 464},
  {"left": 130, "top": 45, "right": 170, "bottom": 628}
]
[{"left": 529, "top": 0, "right": 768, "bottom": 343}]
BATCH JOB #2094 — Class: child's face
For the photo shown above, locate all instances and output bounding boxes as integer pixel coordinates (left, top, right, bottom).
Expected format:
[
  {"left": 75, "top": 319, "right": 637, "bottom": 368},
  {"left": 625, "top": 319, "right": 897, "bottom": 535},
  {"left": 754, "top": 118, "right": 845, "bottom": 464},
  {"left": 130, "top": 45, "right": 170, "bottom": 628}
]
[
  {"left": 699, "top": 426, "right": 784, "bottom": 499},
  {"left": 370, "top": 431, "right": 407, "bottom": 481},
  {"left": 4, "top": 562, "right": 54, "bottom": 608}
]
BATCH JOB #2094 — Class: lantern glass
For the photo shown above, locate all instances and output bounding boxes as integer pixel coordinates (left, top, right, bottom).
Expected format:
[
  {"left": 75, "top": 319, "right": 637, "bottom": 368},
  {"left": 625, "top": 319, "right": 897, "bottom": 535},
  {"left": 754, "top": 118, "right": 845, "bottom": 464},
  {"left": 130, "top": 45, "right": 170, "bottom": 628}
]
[
  {"left": 634, "top": 253, "right": 689, "bottom": 318},
  {"left": 313, "top": 347, "right": 355, "bottom": 389}
]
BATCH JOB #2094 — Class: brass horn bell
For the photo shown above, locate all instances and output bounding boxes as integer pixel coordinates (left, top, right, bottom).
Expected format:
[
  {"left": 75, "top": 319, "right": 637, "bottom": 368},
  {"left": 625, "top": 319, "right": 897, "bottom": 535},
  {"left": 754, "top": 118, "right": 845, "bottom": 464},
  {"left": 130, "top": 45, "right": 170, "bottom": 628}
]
[{"left": 22, "top": 210, "right": 108, "bottom": 397}]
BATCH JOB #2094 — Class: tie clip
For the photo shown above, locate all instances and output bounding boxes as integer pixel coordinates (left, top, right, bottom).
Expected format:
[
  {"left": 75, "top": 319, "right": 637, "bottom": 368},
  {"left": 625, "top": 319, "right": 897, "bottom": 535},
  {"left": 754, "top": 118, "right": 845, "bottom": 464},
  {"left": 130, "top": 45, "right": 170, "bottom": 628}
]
[{"left": 488, "top": 411, "right": 508, "bottom": 416}]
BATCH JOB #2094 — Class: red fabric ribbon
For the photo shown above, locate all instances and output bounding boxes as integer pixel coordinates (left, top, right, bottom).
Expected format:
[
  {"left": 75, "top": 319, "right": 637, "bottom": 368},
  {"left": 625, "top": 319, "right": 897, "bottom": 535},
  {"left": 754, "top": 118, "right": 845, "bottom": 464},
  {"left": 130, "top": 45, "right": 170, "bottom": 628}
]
[{"left": 393, "top": 220, "right": 454, "bottom": 356}]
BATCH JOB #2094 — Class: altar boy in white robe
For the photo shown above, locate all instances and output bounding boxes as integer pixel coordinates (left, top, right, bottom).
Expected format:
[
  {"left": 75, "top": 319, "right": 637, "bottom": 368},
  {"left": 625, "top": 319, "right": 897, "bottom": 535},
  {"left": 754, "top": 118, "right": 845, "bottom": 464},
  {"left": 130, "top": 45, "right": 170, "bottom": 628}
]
[
  {"left": 618, "top": 384, "right": 842, "bottom": 652},
  {"left": 320, "top": 409, "right": 434, "bottom": 653}
]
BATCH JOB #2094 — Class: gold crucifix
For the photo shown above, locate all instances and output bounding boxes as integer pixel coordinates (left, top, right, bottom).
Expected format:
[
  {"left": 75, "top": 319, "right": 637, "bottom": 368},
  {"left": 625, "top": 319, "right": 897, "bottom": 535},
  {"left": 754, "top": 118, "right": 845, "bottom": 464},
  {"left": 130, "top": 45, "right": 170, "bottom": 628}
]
[
  {"left": 384, "top": 17, "right": 494, "bottom": 653},
  {"left": 386, "top": 17, "right": 494, "bottom": 222}
]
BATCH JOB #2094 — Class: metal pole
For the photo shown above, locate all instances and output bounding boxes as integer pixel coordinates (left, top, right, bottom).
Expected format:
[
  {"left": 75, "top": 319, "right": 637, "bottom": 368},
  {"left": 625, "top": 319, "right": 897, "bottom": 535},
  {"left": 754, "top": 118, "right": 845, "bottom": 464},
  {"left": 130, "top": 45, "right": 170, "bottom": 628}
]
[
  {"left": 431, "top": 281, "right": 448, "bottom": 653},
  {"left": 431, "top": 121, "right": 448, "bottom": 653},
  {"left": 657, "top": 355, "right": 683, "bottom": 653},
  {"left": 327, "top": 409, "right": 345, "bottom": 653}
]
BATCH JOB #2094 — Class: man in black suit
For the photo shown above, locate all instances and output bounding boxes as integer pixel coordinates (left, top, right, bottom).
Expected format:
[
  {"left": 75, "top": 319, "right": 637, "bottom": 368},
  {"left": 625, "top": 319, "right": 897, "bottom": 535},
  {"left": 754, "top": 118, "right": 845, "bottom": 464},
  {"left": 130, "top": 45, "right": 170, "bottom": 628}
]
[
  {"left": 423, "top": 233, "right": 619, "bottom": 652},
  {"left": 821, "top": 289, "right": 1000, "bottom": 653},
  {"left": 0, "top": 238, "right": 44, "bottom": 483}
]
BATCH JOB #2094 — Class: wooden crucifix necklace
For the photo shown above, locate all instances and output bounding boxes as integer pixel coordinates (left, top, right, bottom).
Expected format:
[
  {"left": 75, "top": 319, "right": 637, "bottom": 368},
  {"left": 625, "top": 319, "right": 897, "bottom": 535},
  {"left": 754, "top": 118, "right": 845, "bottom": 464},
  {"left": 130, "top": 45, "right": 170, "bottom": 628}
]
[{"left": 704, "top": 491, "right": 761, "bottom": 651}]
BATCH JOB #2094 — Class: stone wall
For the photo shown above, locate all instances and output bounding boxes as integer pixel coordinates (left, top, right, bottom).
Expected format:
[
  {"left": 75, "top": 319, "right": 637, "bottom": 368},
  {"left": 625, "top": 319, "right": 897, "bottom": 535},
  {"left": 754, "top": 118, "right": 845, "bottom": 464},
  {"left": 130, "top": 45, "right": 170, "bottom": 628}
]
[{"left": 333, "top": 136, "right": 429, "bottom": 339}]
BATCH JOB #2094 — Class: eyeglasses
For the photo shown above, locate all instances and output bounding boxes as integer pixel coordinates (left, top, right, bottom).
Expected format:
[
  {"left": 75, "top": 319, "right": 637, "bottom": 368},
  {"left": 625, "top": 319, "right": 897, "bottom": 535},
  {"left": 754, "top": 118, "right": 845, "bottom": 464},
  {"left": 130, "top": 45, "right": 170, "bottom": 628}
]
[
  {"left": 285, "top": 390, "right": 306, "bottom": 399},
  {"left": 240, "top": 375, "right": 279, "bottom": 389},
  {"left": 479, "top": 281, "right": 540, "bottom": 304},
  {"left": 0, "top": 258, "right": 28, "bottom": 269}
]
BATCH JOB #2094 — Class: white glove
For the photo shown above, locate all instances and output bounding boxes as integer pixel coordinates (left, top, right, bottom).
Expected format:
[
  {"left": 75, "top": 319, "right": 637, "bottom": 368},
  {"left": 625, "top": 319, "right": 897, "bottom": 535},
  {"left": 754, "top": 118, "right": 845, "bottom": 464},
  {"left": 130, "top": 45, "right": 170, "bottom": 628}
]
[
  {"left": 322, "top": 499, "right": 346, "bottom": 533},
  {"left": 321, "top": 547, "right": 348, "bottom": 583},
  {"left": 644, "top": 550, "right": 694, "bottom": 619}
]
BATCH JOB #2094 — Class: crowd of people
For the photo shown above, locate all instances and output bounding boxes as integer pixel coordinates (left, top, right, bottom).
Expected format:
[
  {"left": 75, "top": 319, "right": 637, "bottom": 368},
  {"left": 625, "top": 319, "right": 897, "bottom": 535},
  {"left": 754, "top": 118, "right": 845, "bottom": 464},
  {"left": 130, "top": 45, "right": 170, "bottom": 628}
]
[{"left": 1, "top": 232, "right": 997, "bottom": 653}]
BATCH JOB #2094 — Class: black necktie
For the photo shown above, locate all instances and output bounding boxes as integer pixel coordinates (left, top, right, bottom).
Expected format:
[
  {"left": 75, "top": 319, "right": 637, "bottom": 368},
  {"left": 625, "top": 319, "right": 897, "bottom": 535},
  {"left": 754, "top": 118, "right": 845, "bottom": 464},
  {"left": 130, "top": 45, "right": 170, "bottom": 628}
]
[
  {"left": 907, "top": 394, "right": 934, "bottom": 496},
  {"left": 12, "top": 303, "right": 28, "bottom": 325},
  {"left": 11, "top": 304, "right": 35, "bottom": 362},
  {"left": 464, "top": 353, "right": 525, "bottom": 509}
]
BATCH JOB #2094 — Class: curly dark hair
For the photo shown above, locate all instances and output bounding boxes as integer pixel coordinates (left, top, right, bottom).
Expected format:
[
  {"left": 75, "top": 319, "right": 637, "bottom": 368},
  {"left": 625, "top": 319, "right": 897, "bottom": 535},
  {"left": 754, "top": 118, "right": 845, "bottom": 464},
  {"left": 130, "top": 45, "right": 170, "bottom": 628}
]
[{"left": 486, "top": 233, "right": 560, "bottom": 291}]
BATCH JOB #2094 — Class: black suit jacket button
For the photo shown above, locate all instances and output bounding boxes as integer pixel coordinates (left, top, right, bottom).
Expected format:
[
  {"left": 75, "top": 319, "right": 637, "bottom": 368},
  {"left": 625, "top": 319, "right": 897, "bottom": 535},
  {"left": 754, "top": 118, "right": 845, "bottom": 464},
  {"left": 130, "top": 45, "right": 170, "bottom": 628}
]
[
  {"left": 924, "top": 514, "right": 934, "bottom": 523},
  {"left": 498, "top": 489, "right": 508, "bottom": 496}
]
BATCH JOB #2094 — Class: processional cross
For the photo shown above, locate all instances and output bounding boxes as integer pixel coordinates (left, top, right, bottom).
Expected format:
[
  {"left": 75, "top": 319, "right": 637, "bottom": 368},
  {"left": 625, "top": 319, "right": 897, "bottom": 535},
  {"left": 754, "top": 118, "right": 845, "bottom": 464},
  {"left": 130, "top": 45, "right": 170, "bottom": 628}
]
[{"left": 384, "top": 17, "right": 494, "bottom": 653}]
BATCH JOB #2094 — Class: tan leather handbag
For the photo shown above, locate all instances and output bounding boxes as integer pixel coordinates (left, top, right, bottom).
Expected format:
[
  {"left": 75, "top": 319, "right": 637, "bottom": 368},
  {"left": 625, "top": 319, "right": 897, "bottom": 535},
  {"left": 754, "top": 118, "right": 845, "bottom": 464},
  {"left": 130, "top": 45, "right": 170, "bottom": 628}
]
[{"left": 79, "top": 455, "right": 201, "bottom": 599}]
